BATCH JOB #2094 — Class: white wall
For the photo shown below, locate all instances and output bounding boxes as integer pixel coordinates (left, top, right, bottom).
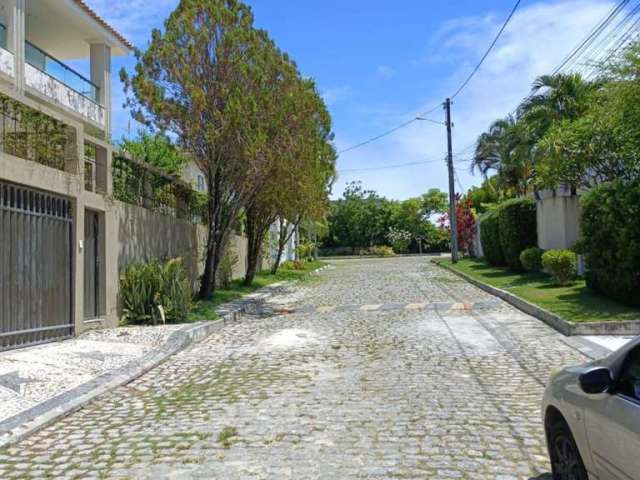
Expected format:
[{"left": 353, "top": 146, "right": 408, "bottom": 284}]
[{"left": 536, "top": 191, "right": 581, "bottom": 250}]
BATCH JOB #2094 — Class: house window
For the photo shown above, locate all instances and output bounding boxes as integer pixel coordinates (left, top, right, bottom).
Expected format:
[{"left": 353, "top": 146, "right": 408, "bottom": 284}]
[{"left": 197, "top": 174, "right": 205, "bottom": 192}]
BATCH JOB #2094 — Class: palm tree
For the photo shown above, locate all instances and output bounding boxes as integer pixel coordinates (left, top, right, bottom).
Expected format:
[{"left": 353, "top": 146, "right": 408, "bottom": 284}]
[
  {"left": 518, "top": 73, "right": 595, "bottom": 133},
  {"left": 471, "top": 73, "right": 595, "bottom": 195},
  {"left": 471, "top": 115, "right": 533, "bottom": 195}
]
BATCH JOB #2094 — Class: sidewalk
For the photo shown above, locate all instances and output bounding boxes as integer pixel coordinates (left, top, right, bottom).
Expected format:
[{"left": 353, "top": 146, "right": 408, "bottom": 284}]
[
  {"left": 0, "top": 279, "right": 300, "bottom": 448},
  {"left": 0, "top": 325, "right": 184, "bottom": 423}
]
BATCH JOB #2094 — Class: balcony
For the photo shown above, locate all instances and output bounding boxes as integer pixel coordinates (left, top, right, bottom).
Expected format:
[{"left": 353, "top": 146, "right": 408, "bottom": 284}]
[
  {"left": 0, "top": 24, "right": 13, "bottom": 78},
  {"left": 24, "top": 41, "right": 104, "bottom": 127}
]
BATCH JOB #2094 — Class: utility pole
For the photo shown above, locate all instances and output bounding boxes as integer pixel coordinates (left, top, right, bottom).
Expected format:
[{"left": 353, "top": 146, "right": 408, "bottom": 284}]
[{"left": 444, "top": 98, "right": 459, "bottom": 263}]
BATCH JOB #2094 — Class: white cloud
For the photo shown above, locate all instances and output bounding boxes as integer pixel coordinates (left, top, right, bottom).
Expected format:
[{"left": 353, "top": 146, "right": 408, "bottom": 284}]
[
  {"left": 321, "top": 86, "right": 352, "bottom": 106},
  {"left": 334, "top": 0, "right": 614, "bottom": 200},
  {"left": 376, "top": 65, "right": 395, "bottom": 78},
  {"left": 85, "top": 0, "right": 178, "bottom": 47}
]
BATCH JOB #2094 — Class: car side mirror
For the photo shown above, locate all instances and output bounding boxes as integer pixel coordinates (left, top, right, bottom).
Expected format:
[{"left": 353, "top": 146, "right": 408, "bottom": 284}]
[{"left": 579, "top": 367, "right": 612, "bottom": 394}]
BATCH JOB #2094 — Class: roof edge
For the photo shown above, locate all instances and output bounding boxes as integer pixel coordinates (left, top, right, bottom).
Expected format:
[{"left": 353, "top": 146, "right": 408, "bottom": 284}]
[{"left": 71, "top": 0, "right": 134, "bottom": 52}]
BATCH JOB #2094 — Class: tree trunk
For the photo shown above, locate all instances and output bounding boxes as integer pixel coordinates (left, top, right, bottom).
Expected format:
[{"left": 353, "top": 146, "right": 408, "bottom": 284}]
[
  {"left": 271, "top": 216, "right": 301, "bottom": 274},
  {"left": 198, "top": 194, "right": 217, "bottom": 300},
  {"left": 198, "top": 165, "right": 227, "bottom": 300},
  {"left": 271, "top": 219, "right": 287, "bottom": 274},
  {"left": 243, "top": 209, "right": 266, "bottom": 286}
]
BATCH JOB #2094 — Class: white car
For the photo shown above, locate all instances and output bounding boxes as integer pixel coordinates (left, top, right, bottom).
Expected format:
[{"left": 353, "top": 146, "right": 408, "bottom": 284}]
[{"left": 542, "top": 337, "right": 640, "bottom": 479}]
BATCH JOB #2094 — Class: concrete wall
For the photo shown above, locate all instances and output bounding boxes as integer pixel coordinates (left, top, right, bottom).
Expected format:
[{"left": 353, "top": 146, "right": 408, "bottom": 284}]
[
  {"left": 113, "top": 204, "right": 266, "bottom": 291},
  {"left": 536, "top": 191, "right": 581, "bottom": 250}
]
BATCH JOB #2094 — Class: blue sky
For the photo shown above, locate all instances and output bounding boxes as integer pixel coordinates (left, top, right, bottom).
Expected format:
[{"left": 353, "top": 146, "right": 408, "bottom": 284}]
[{"left": 85, "top": 0, "right": 613, "bottom": 200}]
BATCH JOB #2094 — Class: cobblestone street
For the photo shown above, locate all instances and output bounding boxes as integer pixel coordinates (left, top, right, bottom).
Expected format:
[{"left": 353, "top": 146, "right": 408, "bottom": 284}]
[{"left": 0, "top": 257, "right": 589, "bottom": 479}]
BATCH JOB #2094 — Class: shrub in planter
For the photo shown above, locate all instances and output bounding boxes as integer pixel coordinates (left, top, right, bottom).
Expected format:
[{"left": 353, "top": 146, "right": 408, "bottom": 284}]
[
  {"left": 281, "top": 260, "right": 307, "bottom": 270},
  {"left": 295, "top": 242, "right": 316, "bottom": 261},
  {"left": 498, "top": 198, "right": 537, "bottom": 271},
  {"left": 542, "top": 249, "right": 577, "bottom": 285},
  {"left": 369, "top": 245, "right": 395, "bottom": 257},
  {"left": 581, "top": 179, "right": 640, "bottom": 306},
  {"left": 120, "top": 257, "right": 192, "bottom": 325},
  {"left": 520, "top": 247, "right": 545, "bottom": 273},
  {"left": 480, "top": 211, "right": 505, "bottom": 266}
]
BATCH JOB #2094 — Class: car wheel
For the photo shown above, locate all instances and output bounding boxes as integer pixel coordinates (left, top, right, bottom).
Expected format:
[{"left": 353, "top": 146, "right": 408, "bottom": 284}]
[{"left": 548, "top": 421, "right": 589, "bottom": 480}]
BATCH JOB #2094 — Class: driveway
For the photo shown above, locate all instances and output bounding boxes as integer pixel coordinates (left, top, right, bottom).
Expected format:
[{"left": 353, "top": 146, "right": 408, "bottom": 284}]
[{"left": 0, "top": 256, "right": 589, "bottom": 479}]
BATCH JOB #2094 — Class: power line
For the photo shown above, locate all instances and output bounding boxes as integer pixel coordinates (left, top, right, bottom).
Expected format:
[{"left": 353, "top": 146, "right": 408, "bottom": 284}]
[
  {"left": 337, "top": 0, "right": 522, "bottom": 157},
  {"left": 450, "top": 0, "right": 522, "bottom": 99},
  {"left": 338, "top": 158, "right": 444, "bottom": 174},
  {"left": 553, "top": 0, "right": 630, "bottom": 74},
  {"left": 337, "top": 109, "right": 439, "bottom": 155},
  {"left": 503, "top": 0, "right": 633, "bottom": 119},
  {"left": 338, "top": 155, "right": 470, "bottom": 174}
]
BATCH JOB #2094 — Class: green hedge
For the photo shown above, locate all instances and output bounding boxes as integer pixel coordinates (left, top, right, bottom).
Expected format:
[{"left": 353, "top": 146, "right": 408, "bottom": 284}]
[
  {"left": 497, "top": 197, "right": 537, "bottom": 271},
  {"left": 581, "top": 180, "right": 640, "bottom": 307},
  {"left": 480, "top": 211, "right": 505, "bottom": 266}
]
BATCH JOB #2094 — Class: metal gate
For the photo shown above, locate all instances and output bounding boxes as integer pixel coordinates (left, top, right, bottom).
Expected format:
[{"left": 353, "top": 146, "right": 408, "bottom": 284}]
[{"left": 0, "top": 181, "right": 74, "bottom": 350}]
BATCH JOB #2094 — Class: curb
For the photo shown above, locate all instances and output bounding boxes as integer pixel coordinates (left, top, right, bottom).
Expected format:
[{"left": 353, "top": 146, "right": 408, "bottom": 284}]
[
  {"left": 0, "top": 263, "right": 329, "bottom": 449},
  {"left": 432, "top": 260, "right": 640, "bottom": 337}
]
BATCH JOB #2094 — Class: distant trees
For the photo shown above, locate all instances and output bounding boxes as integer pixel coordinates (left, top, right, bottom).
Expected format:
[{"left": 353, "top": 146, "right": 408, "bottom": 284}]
[
  {"left": 323, "top": 182, "right": 449, "bottom": 254},
  {"left": 122, "top": 0, "right": 335, "bottom": 298},
  {"left": 120, "top": 131, "right": 187, "bottom": 175}
]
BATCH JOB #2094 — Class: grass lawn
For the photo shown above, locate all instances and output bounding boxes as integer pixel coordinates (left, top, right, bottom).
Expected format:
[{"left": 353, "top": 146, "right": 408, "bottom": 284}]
[
  {"left": 441, "top": 258, "right": 640, "bottom": 324},
  {"left": 188, "top": 260, "right": 326, "bottom": 322}
]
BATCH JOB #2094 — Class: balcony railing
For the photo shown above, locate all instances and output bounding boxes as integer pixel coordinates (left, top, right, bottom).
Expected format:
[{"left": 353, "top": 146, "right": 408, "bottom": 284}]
[
  {"left": 25, "top": 42, "right": 99, "bottom": 103},
  {"left": 0, "top": 24, "right": 6, "bottom": 50}
]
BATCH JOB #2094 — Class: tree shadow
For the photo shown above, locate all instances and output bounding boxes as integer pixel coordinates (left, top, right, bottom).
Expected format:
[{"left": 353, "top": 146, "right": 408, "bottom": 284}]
[{"left": 529, "top": 474, "right": 552, "bottom": 480}]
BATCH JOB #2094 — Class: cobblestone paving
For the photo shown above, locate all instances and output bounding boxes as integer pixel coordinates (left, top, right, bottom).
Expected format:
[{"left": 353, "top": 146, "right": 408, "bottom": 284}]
[{"left": 0, "top": 257, "right": 589, "bottom": 479}]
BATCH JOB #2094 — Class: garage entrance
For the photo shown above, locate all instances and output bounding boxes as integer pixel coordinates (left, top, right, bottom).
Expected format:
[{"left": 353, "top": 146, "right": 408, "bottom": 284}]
[{"left": 0, "top": 181, "right": 74, "bottom": 350}]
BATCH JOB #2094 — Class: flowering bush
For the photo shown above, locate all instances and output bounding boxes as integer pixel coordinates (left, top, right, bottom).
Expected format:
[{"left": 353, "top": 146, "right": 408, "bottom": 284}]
[{"left": 386, "top": 227, "right": 412, "bottom": 253}]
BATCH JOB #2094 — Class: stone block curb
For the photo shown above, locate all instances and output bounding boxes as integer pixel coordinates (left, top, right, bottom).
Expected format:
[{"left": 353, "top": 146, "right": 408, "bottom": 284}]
[
  {"left": 0, "top": 263, "right": 329, "bottom": 449},
  {"left": 432, "top": 260, "right": 640, "bottom": 337}
]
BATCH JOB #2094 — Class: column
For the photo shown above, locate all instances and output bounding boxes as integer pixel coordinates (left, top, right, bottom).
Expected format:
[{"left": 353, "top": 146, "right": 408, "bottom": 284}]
[
  {"left": 90, "top": 43, "right": 111, "bottom": 138},
  {"left": 4, "top": 0, "right": 25, "bottom": 90}
]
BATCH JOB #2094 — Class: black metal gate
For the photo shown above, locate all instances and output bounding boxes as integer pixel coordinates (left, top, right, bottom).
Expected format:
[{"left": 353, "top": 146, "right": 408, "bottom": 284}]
[{"left": 0, "top": 181, "right": 74, "bottom": 350}]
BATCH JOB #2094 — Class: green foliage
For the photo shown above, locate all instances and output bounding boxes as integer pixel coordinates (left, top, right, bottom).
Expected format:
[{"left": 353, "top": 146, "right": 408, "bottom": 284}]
[
  {"left": 218, "top": 426, "right": 238, "bottom": 448},
  {"left": 326, "top": 182, "right": 396, "bottom": 250},
  {"left": 479, "top": 211, "right": 505, "bottom": 266},
  {"left": 120, "top": 131, "right": 187, "bottom": 175},
  {"left": 447, "top": 258, "right": 640, "bottom": 323},
  {"left": 424, "top": 224, "right": 451, "bottom": 253},
  {"left": 421, "top": 189, "right": 448, "bottom": 218},
  {"left": 0, "top": 92, "right": 67, "bottom": 170},
  {"left": 295, "top": 241, "right": 316, "bottom": 261},
  {"left": 218, "top": 243, "right": 239, "bottom": 289},
  {"left": 497, "top": 198, "right": 537, "bottom": 271},
  {"left": 120, "top": 258, "right": 192, "bottom": 325},
  {"left": 386, "top": 227, "right": 412, "bottom": 254},
  {"left": 471, "top": 73, "right": 597, "bottom": 194},
  {"left": 520, "top": 247, "right": 545, "bottom": 273},
  {"left": 121, "top": 0, "right": 336, "bottom": 299},
  {"left": 368, "top": 245, "right": 395, "bottom": 257},
  {"left": 580, "top": 180, "right": 640, "bottom": 306},
  {"left": 281, "top": 260, "right": 307, "bottom": 270},
  {"left": 542, "top": 249, "right": 577, "bottom": 286},
  {"left": 325, "top": 182, "right": 448, "bottom": 253},
  {"left": 465, "top": 176, "right": 515, "bottom": 213}
]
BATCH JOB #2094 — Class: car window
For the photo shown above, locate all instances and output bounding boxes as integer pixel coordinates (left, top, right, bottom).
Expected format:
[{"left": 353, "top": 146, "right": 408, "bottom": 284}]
[{"left": 617, "top": 346, "right": 640, "bottom": 401}]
